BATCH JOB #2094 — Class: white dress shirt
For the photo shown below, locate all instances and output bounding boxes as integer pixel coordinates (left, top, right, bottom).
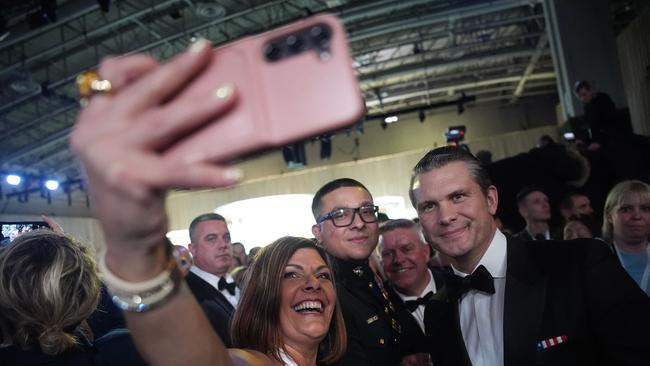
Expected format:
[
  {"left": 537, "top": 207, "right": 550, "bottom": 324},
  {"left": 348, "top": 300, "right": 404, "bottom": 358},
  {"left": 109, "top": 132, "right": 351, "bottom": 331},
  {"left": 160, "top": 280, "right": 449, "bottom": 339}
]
[
  {"left": 395, "top": 269, "right": 438, "bottom": 333},
  {"left": 452, "top": 229, "right": 507, "bottom": 366},
  {"left": 190, "top": 266, "right": 240, "bottom": 308}
]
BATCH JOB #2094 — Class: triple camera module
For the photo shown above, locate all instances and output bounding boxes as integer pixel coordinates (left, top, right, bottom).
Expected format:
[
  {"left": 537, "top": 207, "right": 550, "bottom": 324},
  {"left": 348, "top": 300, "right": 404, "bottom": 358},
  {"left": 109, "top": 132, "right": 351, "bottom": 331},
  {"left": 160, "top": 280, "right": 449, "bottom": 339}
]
[{"left": 263, "top": 23, "right": 332, "bottom": 62}]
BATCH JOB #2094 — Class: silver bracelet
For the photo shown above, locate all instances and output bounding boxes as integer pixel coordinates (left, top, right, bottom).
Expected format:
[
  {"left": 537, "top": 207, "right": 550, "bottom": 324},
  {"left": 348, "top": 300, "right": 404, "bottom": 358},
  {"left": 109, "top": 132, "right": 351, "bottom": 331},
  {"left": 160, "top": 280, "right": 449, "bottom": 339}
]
[{"left": 98, "top": 244, "right": 182, "bottom": 313}]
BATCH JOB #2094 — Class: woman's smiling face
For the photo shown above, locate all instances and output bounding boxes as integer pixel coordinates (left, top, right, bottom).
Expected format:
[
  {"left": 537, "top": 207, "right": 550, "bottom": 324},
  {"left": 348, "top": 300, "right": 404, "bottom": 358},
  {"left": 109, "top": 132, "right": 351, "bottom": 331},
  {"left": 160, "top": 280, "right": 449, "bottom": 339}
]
[{"left": 279, "top": 248, "right": 336, "bottom": 349}]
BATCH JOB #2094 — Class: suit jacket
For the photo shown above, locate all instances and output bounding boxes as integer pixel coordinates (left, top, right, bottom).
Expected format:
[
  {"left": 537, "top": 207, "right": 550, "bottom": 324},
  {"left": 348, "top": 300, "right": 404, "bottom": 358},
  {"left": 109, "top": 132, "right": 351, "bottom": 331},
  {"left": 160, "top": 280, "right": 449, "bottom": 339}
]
[
  {"left": 430, "top": 237, "right": 650, "bottom": 366},
  {"left": 185, "top": 271, "right": 235, "bottom": 347},
  {"left": 513, "top": 229, "right": 559, "bottom": 242},
  {"left": 389, "top": 267, "right": 459, "bottom": 362}
]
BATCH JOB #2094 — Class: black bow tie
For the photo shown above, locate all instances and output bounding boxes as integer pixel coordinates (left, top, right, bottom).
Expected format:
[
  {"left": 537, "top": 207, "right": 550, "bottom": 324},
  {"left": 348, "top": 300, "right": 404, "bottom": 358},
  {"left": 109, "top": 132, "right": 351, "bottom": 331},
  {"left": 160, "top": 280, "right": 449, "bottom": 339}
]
[
  {"left": 450, "top": 265, "right": 495, "bottom": 300},
  {"left": 218, "top": 276, "right": 237, "bottom": 296},
  {"left": 404, "top": 291, "right": 435, "bottom": 312}
]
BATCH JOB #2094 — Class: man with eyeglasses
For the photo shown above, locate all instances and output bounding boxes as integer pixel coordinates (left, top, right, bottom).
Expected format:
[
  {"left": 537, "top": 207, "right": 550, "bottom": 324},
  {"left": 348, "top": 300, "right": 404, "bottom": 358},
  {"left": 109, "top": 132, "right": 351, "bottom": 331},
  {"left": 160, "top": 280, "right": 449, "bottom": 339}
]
[{"left": 311, "top": 178, "right": 425, "bottom": 366}]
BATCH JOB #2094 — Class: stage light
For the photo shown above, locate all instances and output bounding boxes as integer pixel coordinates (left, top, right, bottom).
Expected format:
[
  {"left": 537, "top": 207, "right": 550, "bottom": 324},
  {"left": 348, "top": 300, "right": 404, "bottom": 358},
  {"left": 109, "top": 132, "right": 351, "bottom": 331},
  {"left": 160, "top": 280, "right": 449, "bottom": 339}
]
[
  {"left": 320, "top": 135, "right": 332, "bottom": 160},
  {"left": 6, "top": 174, "right": 21, "bottom": 186},
  {"left": 384, "top": 115, "right": 398, "bottom": 124},
  {"left": 457, "top": 102, "right": 465, "bottom": 115},
  {"left": 444, "top": 125, "right": 466, "bottom": 143},
  {"left": 282, "top": 143, "right": 307, "bottom": 169},
  {"left": 45, "top": 180, "right": 60, "bottom": 191}
]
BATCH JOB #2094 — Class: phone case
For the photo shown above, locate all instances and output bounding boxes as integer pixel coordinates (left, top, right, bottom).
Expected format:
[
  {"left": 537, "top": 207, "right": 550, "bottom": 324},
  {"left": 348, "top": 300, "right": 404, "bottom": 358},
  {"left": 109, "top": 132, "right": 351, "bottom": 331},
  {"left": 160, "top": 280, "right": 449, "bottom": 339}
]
[{"left": 164, "top": 13, "right": 364, "bottom": 164}]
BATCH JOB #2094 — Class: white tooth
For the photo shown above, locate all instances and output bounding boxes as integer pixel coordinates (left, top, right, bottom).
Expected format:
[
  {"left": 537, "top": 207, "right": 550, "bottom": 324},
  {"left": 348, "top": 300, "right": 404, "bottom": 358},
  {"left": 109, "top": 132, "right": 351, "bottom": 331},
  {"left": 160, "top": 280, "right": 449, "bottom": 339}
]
[{"left": 293, "top": 300, "right": 323, "bottom": 311}]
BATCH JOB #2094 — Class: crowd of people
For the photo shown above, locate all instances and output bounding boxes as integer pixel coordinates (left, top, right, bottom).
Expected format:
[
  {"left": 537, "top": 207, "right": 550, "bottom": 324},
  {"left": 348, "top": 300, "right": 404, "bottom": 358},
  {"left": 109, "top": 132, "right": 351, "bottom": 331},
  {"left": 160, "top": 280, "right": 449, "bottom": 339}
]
[{"left": 1, "top": 39, "right": 649, "bottom": 366}]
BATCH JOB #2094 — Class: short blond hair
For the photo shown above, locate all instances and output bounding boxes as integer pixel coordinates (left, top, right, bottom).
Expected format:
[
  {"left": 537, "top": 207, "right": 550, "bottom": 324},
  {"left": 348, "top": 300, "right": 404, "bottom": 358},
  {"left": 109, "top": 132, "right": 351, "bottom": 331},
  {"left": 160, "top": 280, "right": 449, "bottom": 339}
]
[{"left": 602, "top": 180, "right": 650, "bottom": 242}]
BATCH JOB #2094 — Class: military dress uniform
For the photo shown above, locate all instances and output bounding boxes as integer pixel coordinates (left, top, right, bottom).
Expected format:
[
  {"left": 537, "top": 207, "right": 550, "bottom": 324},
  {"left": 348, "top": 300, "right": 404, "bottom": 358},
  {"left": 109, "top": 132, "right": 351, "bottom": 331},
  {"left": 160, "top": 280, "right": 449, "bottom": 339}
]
[{"left": 330, "top": 257, "right": 403, "bottom": 366}]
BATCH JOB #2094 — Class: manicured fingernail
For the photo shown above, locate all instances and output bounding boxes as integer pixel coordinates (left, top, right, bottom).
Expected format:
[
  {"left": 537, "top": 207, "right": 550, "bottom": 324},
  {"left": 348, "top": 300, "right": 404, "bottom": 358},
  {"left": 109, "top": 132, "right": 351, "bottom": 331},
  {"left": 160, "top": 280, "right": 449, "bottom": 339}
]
[
  {"left": 214, "top": 83, "right": 234, "bottom": 99},
  {"left": 223, "top": 168, "right": 244, "bottom": 182},
  {"left": 189, "top": 38, "right": 210, "bottom": 53}
]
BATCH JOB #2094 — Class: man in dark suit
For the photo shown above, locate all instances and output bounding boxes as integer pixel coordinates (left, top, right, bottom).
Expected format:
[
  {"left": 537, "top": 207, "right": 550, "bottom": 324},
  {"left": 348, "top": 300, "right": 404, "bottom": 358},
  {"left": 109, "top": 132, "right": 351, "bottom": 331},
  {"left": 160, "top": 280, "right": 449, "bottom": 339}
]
[
  {"left": 408, "top": 146, "right": 650, "bottom": 366},
  {"left": 378, "top": 218, "right": 450, "bottom": 364},
  {"left": 311, "top": 179, "right": 426, "bottom": 366},
  {"left": 185, "top": 213, "right": 239, "bottom": 347},
  {"left": 514, "top": 186, "right": 557, "bottom": 241}
]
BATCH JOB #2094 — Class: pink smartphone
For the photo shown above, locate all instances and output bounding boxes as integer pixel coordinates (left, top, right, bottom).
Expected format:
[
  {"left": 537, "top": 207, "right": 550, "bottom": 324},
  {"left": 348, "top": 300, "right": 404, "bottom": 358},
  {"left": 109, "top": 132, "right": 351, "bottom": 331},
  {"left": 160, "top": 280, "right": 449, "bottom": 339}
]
[{"left": 164, "top": 13, "right": 364, "bottom": 164}]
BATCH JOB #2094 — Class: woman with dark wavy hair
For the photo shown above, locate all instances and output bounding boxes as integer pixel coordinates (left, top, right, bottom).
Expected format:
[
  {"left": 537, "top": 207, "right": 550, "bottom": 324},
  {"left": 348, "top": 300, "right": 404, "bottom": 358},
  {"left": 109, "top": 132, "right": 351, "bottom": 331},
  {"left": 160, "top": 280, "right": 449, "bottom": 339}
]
[{"left": 230, "top": 236, "right": 346, "bottom": 365}]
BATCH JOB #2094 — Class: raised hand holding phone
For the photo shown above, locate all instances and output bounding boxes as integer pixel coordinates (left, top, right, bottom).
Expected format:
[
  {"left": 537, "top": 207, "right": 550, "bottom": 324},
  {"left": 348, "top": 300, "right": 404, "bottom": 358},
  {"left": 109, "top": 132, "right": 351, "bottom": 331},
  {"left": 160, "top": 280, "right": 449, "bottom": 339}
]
[
  {"left": 71, "top": 14, "right": 361, "bottom": 365},
  {"left": 71, "top": 38, "right": 241, "bottom": 277}
]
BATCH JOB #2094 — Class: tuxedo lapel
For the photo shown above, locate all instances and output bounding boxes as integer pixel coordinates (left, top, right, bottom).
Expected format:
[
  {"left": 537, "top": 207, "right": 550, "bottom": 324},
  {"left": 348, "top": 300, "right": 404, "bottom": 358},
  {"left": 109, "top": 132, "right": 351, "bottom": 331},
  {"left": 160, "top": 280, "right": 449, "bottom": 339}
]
[
  {"left": 424, "top": 270, "right": 472, "bottom": 366},
  {"left": 186, "top": 272, "right": 235, "bottom": 314},
  {"left": 503, "top": 238, "right": 546, "bottom": 366},
  {"left": 389, "top": 287, "right": 425, "bottom": 339},
  {"left": 210, "top": 286, "right": 236, "bottom": 315}
]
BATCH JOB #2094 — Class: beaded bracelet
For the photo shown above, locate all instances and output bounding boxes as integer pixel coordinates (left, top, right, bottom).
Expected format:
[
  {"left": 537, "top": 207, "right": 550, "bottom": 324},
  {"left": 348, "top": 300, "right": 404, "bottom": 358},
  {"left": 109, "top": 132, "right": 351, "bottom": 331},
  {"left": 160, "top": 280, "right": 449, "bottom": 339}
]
[{"left": 98, "top": 243, "right": 182, "bottom": 313}]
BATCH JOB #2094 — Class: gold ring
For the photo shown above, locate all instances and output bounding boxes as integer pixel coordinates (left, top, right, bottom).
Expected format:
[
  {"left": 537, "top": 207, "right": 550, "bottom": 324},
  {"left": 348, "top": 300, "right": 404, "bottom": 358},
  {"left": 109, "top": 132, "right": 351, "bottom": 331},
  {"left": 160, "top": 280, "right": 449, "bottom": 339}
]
[{"left": 76, "top": 69, "right": 112, "bottom": 105}]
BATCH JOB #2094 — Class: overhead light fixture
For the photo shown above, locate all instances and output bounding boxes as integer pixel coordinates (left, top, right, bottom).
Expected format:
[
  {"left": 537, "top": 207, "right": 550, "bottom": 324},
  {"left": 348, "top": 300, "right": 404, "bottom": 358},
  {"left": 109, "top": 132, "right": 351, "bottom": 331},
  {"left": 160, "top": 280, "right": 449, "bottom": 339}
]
[
  {"left": 320, "top": 135, "right": 332, "bottom": 160},
  {"left": 6, "top": 174, "right": 21, "bottom": 186},
  {"left": 384, "top": 115, "right": 398, "bottom": 124},
  {"left": 282, "top": 143, "right": 307, "bottom": 169},
  {"left": 457, "top": 102, "right": 465, "bottom": 115},
  {"left": 27, "top": 0, "right": 57, "bottom": 28},
  {"left": 194, "top": 1, "right": 226, "bottom": 19},
  {"left": 457, "top": 92, "right": 468, "bottom": 115},
  {"left": 9, "top": 74, "right": 41, "bottom": 94},
  {"left": 45, "top": 180, "right": 60, "bottom": 191},
  {"left": 97, "top": 0, "right": 111, "bottom": 12}
]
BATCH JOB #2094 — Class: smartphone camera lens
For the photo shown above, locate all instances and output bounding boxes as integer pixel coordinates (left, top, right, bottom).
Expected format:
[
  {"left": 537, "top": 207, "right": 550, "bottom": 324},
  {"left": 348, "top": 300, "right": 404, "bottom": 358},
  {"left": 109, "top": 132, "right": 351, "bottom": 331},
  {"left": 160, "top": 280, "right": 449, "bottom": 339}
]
[
  {"left": 310, "top": 25, "right": 331, "bottom": 46},
  {"left": 286, "top": 35, "right": 305, "bottom": 53},
  {"left": 264, "top": 43, "right": 282, "bottom": 61}
]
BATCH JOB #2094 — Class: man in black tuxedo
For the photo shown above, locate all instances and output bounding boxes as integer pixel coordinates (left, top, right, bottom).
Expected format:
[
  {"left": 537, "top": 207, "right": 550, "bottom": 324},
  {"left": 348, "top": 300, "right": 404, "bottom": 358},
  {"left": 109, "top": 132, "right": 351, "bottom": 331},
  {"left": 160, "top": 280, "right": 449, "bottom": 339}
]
[
  {"left": 185, "top": 213, "right": 240, "bottom": 347},
  {"left": 408, "top": 146, "right": 650, "bottom": 366},
  {"left": 378, "top": 218, "right": 450, "bottom": 363}
]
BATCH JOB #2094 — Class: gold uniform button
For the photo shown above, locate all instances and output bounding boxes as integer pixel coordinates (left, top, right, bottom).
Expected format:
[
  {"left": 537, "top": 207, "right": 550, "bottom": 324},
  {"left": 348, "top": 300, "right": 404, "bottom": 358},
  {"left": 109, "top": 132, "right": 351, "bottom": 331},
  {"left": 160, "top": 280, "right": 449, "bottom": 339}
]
[
  {"left": 368, "top": 282, "right": 373, "bottom": 288},
  {"left": 379, "top": 338, "right": 385, "bottom": 345}
]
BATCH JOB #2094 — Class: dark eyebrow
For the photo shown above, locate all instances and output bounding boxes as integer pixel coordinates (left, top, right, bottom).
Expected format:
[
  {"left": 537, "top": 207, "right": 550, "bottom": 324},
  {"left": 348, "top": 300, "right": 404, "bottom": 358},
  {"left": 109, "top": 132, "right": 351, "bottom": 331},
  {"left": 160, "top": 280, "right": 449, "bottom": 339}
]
[
  {"left": 417, "top": 200, "right": 435, "bottom": 208},
  {"left": 447, "top": 189, "right": 466, "bottom": 199},
  {"left": 329, "top": 206, "right": 348, "bottom": 211},
  {"left": 331, "top": 201, "right": 373, "bottom": 210},
  {"left": 285, "top": 264, "right": 329, "bottom": 271}
]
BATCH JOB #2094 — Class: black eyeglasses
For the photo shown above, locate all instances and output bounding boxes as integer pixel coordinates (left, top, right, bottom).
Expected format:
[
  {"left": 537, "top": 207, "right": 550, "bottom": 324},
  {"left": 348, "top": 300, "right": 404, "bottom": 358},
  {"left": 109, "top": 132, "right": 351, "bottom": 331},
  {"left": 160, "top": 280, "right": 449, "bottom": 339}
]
[{"left": 317, "top": 205, "right": 379, "bottom": 227}]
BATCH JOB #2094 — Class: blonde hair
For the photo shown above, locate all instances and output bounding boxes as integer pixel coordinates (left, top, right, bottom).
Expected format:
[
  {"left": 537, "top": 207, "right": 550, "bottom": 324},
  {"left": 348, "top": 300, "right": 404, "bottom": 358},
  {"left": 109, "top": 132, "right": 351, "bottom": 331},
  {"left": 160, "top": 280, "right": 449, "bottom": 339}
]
[
  {"left": 602, "top": 180, "right": 650, "bottom": 242},
  {"left": 231, "top": 236, "right": 346, "bottom": 364},
  {"left": 0, "top": 230, "right": 101, "bottom": 355}
]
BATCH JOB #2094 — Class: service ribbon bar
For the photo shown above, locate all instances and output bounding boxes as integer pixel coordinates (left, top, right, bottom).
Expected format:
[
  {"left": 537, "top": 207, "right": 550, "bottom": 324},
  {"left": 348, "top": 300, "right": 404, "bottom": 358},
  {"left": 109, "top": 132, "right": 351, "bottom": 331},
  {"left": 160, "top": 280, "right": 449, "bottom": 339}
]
[{"left": 537, "top": 335, "right": 568, "bottom": 350}]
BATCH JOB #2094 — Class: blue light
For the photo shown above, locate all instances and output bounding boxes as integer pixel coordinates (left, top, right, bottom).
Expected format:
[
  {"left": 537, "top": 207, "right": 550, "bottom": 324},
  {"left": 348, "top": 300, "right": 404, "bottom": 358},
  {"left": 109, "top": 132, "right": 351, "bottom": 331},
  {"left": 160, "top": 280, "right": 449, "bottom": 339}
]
[
  {"left": 45, "top": 180, "right": 60, "bottom": 190},
  {"left": 6, "top": 174, "right": 21, "bottom": 186}
]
